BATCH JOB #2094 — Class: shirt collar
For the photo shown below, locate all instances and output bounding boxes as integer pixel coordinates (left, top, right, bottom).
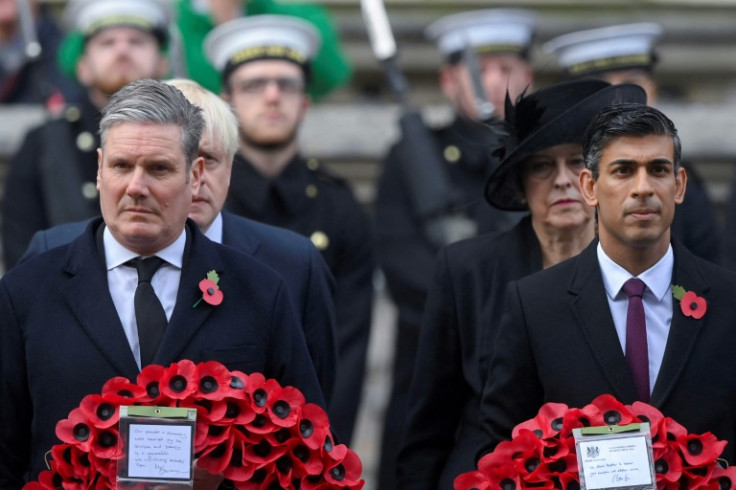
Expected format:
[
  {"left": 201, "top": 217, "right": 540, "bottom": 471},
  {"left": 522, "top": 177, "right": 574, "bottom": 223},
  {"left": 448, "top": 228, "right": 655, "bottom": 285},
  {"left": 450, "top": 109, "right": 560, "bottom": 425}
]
[
  {"left": 597, "top": 242, "right": 674, "bottom": 301},
  {"left": 103, "top": 226, "right": 187, "bottom": 270},
  {"left": 203, "top": 212, "right": 223, "bottom": 244}
]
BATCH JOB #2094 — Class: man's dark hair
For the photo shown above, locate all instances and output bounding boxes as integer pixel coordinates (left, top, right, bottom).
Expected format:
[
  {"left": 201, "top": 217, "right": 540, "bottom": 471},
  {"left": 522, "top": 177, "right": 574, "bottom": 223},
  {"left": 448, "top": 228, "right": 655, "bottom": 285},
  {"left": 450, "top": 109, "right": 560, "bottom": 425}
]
[{"left": 583, "top": 103, "right": 681, "bottom": 178}]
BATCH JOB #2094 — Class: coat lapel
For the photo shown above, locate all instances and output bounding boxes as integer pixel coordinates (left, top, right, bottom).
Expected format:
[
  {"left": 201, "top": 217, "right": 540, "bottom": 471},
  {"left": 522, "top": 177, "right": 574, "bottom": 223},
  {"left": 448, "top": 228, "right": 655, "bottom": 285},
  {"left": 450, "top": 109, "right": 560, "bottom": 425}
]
[
  {"left": 568, "top": 242, "right": 639, "bottom": 403},
  {"left": 60, "top": 220, "right": 140, "bottom": 379},
  {"left": 154, "top": 221, "right": 222, "bottom": 366},
  {"left": 650, "top": 241, "right": 709, "bottom": 406}
]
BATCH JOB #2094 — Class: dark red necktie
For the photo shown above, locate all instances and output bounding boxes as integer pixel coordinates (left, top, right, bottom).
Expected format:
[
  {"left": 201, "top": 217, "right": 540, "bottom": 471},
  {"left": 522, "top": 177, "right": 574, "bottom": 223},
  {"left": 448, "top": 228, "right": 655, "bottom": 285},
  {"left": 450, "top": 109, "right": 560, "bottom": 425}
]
[{"left": 623, "top": 278, "right": 649, "bottom": 402}]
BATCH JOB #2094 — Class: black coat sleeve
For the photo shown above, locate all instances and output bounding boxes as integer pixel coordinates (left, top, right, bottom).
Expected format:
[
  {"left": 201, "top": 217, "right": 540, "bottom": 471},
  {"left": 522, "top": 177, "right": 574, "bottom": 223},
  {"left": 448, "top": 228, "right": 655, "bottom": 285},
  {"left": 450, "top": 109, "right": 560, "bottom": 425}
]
[
  {"left": 397, "top": 247, "right": 470, "bottom": 488},
  {"left": 477, "top": 281, "right": 544, "bottom": 460}
]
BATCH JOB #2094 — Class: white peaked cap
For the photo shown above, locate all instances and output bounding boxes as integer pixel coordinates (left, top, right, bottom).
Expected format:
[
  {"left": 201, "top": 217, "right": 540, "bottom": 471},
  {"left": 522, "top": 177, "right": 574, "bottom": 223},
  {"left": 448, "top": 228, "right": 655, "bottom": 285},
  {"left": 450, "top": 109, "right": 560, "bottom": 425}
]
[
  {"left": 425, "top": 9, "right": 535, "bottom": 58},
  {"left": 205, "top": 15, "right": 321, "bottom": 72},
  {"left": 64, "top": 0, "right": 170, "bottom": 35},
  {"left": 544, "top": 23, "right": 663, "bottom": 76}
]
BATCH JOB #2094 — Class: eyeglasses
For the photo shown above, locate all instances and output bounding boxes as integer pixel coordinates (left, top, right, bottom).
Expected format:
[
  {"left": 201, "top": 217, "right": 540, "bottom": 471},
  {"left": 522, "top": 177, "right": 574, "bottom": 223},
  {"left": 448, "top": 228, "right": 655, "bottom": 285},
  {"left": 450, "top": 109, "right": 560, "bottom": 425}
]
[
  {"left": 233, "top": 77, "right": 305, "bottom": 96},
  {"left": 522, "top": 159, "right": 586, "bottom": 181}
]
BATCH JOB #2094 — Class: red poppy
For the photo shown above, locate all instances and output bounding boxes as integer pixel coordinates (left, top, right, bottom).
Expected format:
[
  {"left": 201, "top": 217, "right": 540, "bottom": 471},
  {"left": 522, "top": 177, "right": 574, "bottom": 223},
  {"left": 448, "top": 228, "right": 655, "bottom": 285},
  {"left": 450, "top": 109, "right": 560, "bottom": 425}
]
[
  {"left": 193, "top": 397, "right": 228, "bottom": 425},
  {"left": 298, "top": 403, "right": 330, "bottom": 450},
  {"left": 323, "top": 448, "right": 363, "bottom": 488},
  {"left": 559, "top": 407, "right": 592, "bottom": 438},
  {"left": 219, "top": 398, "right": 257, "bottom": 426},
  {"left": 198, "top": 432, "right": 235, "bottom": 475},
  {"left": 267, "top": 386, "right": 306, "bottom": 427},
  {"left": 224, "top": 370, "right": 249, "bottom": 399},
  {"left": 48, "top": 444, "right": 87, "bottom": 480},
  {"left": 79, "top": 394, "right": 119, "bottom": 429},
  {"left": 100, "top": 376, "right": 146, "bottom": 402},
  {"left": 681, "top": 463, "right": 715, "bottom": 489},
  {"left": 198, "top": 278, "right": 223, "bottom": 306},
  {"left": 653, "top": 444, "right": 684, "bottom": 484},
  {"left": 196, "top": 361, "right": 232, "bottom": 401},
  {"left": 527, "top": 402, "right": 570, "bottom": 439},
  {"left": 556, "top": 471, "right": 580, "bottom": 490},
  {"left": 291, "top": 442, "right": 325, "bottom": 477},
  {"left": 243, "top": 437, "right": 289, "bottom": 467},
  {"left": 90, "top": 428, "right": 123, "bottom": 460},
  {"left": 200, "top": 423, "right": 232, "bottom": 449},
  {"left": 246, "top": 413, "right": 277, "bottom": 435},
  {"left": 677, "top": 432, "right": 726, "bottom": 467},
  {"left": 55, "top": 407, "right": 94, "bottom": 451},
  {"left": 245, "top": 373, "right": 282, "bottom": 414},
  {"left": 453, "top": 470, "right": 492, "bottom": 490},
  {"left": 222, "top": 436, "right": 257, "bottom": 482},
  {"left": 136, "top": 364, "right": 167, "bottom": 402},
  {"left": 681, "top": 291, "right": 707, "bottom": 319},
  {"left": 709, "top": 466, "right": 736, "bottom": 488},
  {"left": 477, "top": 438, "right": 515, "bottom": 471},
  {"left": 159, "top": 359, "right": 198, "bottom": 400},
  {"left": 588, "top": 394, "right": 636, "bottom": 426}
]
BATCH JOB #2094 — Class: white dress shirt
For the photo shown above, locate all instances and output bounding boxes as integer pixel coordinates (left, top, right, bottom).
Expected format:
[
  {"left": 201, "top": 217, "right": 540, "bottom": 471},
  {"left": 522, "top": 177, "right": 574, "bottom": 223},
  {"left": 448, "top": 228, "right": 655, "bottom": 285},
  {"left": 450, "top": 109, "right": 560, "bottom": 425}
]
[
  {"left": 203, "top": 212, "right": 223, "bottom": 243},
  {"left": 597, "top": 242, "right": 674, "bottom": 394},
  {"left": 104, "top": 226, "right": 186, "bottom": 369}
]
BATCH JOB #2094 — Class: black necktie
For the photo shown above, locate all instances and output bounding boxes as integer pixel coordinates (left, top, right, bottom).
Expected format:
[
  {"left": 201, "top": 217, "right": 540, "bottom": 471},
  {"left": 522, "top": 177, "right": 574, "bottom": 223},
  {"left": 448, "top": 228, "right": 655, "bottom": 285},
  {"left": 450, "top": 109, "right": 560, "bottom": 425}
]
[{"left": 128, "top": 257, "right": 167, "bottom": 366}]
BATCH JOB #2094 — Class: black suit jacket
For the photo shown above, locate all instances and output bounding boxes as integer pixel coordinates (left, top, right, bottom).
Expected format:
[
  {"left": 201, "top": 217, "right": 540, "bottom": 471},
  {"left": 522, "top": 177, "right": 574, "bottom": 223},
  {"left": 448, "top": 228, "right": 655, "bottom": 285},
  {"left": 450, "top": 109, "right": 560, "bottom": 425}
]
[
  {"left": 20, "top": 212, "right": 338, "bottom": 405},
  {"left": 0, "top": 218, "right": 323, "bottom": 487},
  {"left": 398, "top": 217, "right": 543, "bottom": 489},
  {"left": 479, "top": 239, "right": 736, "bottom": 464}
]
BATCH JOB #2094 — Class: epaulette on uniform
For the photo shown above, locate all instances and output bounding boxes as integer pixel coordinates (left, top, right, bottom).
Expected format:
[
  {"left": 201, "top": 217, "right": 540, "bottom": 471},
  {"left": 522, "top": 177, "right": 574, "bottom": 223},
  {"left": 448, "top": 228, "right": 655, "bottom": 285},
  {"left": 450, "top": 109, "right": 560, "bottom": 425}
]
[{"left": 305, "top": 157, "right": 348, "bottom": 187}]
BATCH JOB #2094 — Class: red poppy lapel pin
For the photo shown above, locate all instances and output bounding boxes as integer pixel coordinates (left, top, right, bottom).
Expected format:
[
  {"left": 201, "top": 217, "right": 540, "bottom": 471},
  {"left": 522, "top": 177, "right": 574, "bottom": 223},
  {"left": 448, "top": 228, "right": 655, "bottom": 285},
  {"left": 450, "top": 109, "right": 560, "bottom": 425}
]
[
  {"left": 193, "top": 270, "right": 224, "bottom": 308},
  {"left": 672, "top": 284, "right": 707, "bottom": 319}
]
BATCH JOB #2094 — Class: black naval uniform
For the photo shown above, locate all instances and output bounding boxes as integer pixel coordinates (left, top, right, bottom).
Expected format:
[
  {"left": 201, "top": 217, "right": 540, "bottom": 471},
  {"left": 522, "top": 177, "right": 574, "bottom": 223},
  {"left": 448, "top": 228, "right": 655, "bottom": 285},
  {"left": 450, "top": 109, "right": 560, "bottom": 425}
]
[
  {"left": 374, "top": 115, "right": 524, "bottom": 490},
  {"left": 672, "top": 162, "right": 720, "bottom": 264},
  {"left": 224, "top": 152, "right": 374, "bottom": 445},
  {"left": 3, "top": 96, "right": 101, "bottom": 270}
]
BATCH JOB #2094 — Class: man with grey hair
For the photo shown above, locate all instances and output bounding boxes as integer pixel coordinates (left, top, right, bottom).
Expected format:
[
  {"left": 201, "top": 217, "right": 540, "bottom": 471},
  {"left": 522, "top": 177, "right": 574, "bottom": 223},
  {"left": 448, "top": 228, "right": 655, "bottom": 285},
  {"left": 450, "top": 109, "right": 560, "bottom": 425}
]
[
  {"left": 0, "top": 78, "right": 323, "bottom": 487},
  {"left": 22, "top": 78, "right": 339, "bottom": 407}
]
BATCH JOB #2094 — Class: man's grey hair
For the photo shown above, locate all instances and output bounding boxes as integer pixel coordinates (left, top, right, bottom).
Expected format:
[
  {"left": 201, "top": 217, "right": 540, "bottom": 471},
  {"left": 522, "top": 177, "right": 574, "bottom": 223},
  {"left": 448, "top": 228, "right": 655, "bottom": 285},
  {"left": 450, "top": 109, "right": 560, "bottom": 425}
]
[{"left": 99, "top": 78, "right": 205, "bottom": 167}]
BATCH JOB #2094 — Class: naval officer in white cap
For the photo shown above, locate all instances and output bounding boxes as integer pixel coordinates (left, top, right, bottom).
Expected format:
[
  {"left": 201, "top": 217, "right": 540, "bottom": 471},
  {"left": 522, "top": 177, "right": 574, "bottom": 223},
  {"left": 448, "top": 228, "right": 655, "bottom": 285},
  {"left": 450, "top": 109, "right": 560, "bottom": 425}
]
[
  {"left": 205, "top": 14, "right": 375, "bottom": 449},
  {"left": 374, "top": 8, "right": 536, "bottom": 490},
  {"left": 545, "top": 22, "right": 662, "bottom": 103},
  {"left": 545, "top": 22, "right": 722, "bottom": 265},
  {"left": 2, "top": 0, "right": 171, "bottom": 271}
]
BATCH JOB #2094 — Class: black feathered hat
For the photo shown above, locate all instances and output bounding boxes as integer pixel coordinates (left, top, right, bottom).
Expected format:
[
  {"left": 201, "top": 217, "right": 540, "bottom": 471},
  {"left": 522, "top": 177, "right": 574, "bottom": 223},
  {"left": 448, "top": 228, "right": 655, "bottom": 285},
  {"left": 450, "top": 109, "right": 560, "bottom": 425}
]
[{"left": 484, "top": 79, "right": 646, "bottom": 210}]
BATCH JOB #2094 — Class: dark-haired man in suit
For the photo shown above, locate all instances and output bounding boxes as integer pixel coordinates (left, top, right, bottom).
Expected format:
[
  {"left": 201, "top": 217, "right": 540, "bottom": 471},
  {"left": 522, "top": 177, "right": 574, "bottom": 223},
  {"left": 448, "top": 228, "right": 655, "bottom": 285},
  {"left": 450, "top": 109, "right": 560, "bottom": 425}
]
[
  {"left": 0, "top": 78, "right": 323, "bottom": 487},
  {"left": 478, "top": 103, "right": 736, "bottom": 463}
]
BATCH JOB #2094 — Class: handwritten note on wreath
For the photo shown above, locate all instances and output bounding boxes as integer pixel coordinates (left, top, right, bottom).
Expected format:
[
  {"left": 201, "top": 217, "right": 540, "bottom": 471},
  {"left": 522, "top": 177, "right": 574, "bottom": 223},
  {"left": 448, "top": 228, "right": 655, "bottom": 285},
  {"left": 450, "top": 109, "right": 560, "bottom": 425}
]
[
  {"left": 578, "top": 435, "right": 653, "bottom": 489},
  {"left": 127, "top": 424, "right": 193, "bottom": 480}
]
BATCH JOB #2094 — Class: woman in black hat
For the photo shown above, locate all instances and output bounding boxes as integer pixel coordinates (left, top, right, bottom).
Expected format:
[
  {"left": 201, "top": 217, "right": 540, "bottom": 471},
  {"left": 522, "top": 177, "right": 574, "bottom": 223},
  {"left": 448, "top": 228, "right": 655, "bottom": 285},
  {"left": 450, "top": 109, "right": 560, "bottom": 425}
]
[{"left": 396, "top": 79, "right": 647, "bottom": 489}]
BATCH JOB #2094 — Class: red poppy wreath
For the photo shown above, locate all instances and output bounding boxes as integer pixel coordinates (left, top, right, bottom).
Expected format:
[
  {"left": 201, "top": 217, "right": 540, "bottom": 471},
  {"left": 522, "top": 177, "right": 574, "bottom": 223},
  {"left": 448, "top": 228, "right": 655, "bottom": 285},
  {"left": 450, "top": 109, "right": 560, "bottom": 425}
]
[
  {"left": 23, "top": 360, "right": 364, "bottom": 490},
  {"left": 454, "top": 394, "right": 736, "bottom": 490}
]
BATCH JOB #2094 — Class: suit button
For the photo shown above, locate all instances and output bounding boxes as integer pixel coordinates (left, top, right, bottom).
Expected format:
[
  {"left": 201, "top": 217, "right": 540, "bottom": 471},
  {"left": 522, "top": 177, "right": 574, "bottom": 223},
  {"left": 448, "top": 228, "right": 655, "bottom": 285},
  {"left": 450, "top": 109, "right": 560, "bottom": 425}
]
[
  {"left": 65, "top": 106, "right": 80, "bottom": 122},
  {"left": 444, "top": 145, "right": 461, "bottom": 163},
  {"left": 310, "top": 231, "right": 329, "bottom": 250},
  {"left": 305, "top": 184, "right": 318, "bottom": 198},
  {"left": 81, "top": 182, "right": 98, "bottom": 200},
  {"left": 307, "top": 158, "right": 320, "bottom": 171},
  {"left": 76, "top": 131, "right": 96, "bottom": 152}
]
